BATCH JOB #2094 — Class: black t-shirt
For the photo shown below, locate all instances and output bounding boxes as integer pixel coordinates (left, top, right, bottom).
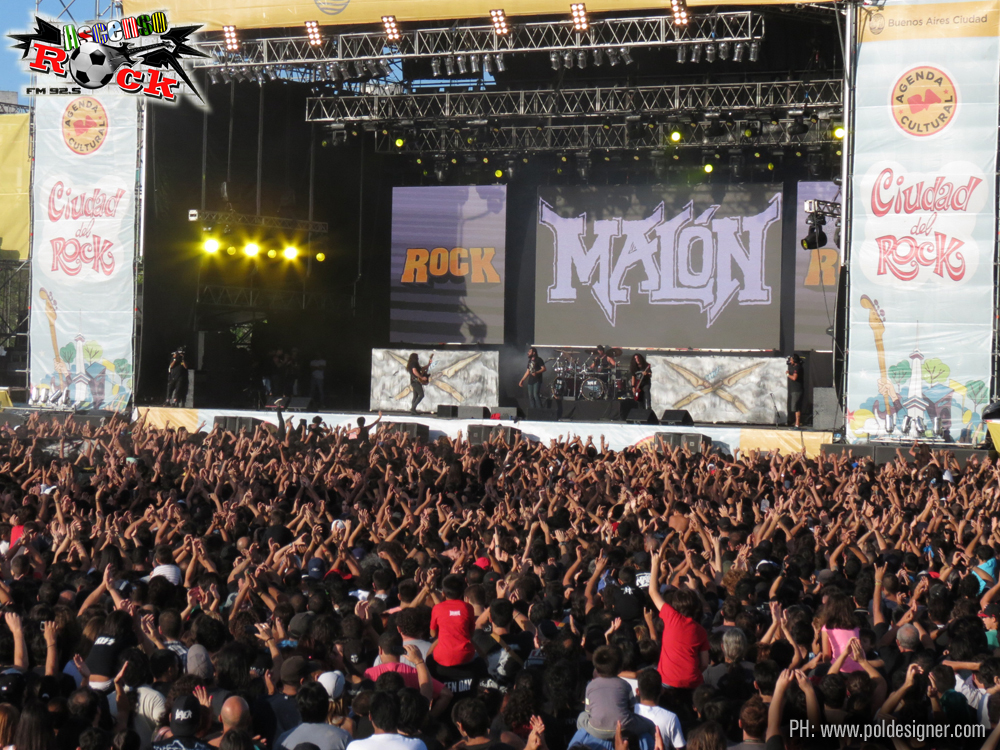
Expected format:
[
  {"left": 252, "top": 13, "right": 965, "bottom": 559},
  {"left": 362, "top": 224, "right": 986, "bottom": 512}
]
[
  {"left": 261, "top": 524, "right": 293, "bottom": 548},
  {"left": 526, "top": 356, "right": 545, "bottom": 385},
  {"left": 787, "top": 361, "right": 804, "bottom": 392},
  {"left": 603, "top": 582, "right": 644, "bottom": 623},
  {"left": 474, "top": 628, "right": 535, "bottom": 689},
  {"left": 153, "top": 739, "right": 212, "bottom": 750}
]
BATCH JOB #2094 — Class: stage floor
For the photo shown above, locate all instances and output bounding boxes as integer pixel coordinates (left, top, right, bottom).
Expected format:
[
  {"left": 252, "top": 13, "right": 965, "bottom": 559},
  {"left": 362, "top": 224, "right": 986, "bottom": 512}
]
[{"left": 135, "top": 406, "right": 835, "bottom": 458}]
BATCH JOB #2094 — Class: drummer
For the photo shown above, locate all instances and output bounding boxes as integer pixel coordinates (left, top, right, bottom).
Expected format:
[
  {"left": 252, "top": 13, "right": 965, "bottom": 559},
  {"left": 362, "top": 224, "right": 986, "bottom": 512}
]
[{"left": 590, "top": 345, "right": 617, "bottom": 372}]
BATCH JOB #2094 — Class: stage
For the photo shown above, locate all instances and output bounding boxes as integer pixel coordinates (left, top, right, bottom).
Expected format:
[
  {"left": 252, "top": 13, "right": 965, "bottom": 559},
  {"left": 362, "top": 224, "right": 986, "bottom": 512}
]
[{"left": 135, "top": 406, "right": 835, "bottom": 458}]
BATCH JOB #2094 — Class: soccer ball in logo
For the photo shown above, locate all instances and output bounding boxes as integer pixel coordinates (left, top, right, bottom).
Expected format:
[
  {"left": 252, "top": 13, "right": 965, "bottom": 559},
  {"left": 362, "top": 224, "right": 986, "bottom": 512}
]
[{"left": 68, "top": 42, "right": 116, "bottom": 89}]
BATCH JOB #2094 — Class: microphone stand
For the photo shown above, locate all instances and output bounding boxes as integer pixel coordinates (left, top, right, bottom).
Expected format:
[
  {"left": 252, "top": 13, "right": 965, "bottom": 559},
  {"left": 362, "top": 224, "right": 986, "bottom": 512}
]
[{"left": 769, "top": 392, "right": 780, "bottom": 428}]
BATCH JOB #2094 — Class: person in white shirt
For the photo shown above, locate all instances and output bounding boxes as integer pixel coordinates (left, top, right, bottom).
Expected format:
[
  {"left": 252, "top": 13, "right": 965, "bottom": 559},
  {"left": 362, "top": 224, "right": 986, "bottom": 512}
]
[
  {"left": 346, "top": 692, "right": 426, "bottom": 750},
  {"left": 634, "top": 670, "right": 686, "bottom": 750}
]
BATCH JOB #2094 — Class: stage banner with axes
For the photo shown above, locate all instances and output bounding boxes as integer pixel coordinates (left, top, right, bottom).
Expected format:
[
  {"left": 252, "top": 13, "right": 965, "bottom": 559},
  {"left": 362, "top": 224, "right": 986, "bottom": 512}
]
[
  {"left": 650, "top": 355, "right": 788, "bottom": 425},
  {"left": 845, "top": 0, "right": 999, "bottom": 445},
  {"left": 369, "top": 348, "right": 499, "bottom": 414}
]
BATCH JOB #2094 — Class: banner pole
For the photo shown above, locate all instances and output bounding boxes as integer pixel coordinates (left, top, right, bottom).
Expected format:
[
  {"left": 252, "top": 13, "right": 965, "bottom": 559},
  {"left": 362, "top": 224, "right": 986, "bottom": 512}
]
[{"left": 838, "top": 0, "right": 857, "bottom": 441}]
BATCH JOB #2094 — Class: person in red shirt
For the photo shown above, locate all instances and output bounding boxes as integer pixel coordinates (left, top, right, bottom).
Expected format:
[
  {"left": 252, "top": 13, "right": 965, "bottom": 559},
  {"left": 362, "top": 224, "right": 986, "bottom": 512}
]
[
  {"left": 648, "top": 551, "right": 710, "bottom": 691},
  {"left": 429, "top": 574, "right": 477, "bottom": 667}
]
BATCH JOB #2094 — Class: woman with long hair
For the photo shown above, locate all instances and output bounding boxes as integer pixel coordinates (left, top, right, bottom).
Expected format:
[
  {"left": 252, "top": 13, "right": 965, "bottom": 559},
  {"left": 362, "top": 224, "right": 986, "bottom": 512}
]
[
  {"left": 0, "top": 703, "right": 19, "bottom": 750},
  {"left": 817, "top": 591, "right": 862, "bottom": 672},
  {"left": 13, "top": 702, "right": 56, "bottom": 750}
]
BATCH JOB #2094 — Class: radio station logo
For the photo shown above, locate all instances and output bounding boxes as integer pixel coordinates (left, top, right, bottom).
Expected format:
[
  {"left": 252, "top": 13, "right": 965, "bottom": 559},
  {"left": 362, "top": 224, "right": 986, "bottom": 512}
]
[
  {"left": 891, "top": 65, "right": 957, "bottom": 137},
  {"left": 868, "top": 13, "right": 885, "bottom": 34},
  {"left": 9, "top": 13, "right": 206, "bottom": 103}
]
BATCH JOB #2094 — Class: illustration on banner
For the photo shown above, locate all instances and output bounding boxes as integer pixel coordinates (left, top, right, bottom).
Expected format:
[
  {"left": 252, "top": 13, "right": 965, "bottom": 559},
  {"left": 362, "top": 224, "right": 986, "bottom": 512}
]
[
  {"left": 848, "top": 295, "right": 986, "bottom": 443},
  {"left": 31, "top": 288, "right": 132, "bottom": 411}
]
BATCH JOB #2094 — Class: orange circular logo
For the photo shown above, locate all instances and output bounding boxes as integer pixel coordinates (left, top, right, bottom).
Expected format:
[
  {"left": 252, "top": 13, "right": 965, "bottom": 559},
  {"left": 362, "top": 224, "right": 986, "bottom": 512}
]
[
  {"left": 891, "top": 66, "right": 956, "bottom": 137},
  {"left": 61, "top": 97, "right": 108, "bottom": 155}
]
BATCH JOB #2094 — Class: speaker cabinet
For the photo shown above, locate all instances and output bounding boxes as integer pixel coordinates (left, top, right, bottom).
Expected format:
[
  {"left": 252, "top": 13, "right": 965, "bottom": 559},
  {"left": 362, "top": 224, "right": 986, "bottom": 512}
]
[
  {"left": 381, "top": 422, "right": 430, "bottom": 441},
  {"left": 491, "top": 407, "right": 520, "bottom": 420},
  {"left": 660, "top": 409, "right": 694, "bottom": 426},
  {"left": 437, "top": 405, "right": 458, "bottom": 418},
  {"left": 213, "top": 416, "right": 265, "bottom": 434},
  {"left": 457, "top": 406, "right": 491, "bottom": 419},
  {"left": 468, "top": 424, "right": 521, "bottom": 445}
]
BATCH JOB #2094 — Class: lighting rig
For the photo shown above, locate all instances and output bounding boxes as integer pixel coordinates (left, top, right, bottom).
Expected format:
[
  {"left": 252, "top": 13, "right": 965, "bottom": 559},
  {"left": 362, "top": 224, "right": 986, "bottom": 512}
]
[{"left": 801, "top": 198, "right": 842, "bottom": 250}]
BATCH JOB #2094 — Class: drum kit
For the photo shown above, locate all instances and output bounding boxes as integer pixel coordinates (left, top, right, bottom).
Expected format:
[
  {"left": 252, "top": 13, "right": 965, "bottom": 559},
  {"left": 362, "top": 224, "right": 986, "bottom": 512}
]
[{"left": 548, "top": 347, "right": 631, "bottom": 401}]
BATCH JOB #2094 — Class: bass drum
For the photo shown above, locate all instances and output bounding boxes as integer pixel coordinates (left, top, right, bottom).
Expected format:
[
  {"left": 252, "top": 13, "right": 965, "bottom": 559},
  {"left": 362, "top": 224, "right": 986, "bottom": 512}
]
[{"left": 580, "top": 376, "right": 607, "bottom": 401}]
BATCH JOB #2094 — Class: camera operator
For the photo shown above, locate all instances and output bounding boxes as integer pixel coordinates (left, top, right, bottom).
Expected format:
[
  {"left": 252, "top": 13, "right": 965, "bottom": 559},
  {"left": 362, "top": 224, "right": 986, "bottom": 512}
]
[{"left": 166, "top": 347, "right": 188, "bottom": 407}]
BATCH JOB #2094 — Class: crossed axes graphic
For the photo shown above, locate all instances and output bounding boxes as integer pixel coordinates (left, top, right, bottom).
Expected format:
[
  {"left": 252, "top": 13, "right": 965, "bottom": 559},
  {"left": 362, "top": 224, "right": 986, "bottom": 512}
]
[
  {"left": 666, "top": 360, "right": 766, "bottom": 414},
  {"left": 387, "top": 351, "right": 484, "bottom": 403}
]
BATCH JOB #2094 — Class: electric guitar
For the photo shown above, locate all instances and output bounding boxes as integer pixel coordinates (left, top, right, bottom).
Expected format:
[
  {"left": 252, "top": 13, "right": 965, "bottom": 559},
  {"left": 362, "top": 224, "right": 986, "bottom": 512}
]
[
  {"left": 415, "top": 354, "right": 435, "bottom": 385},
  {"left": 633, "top": 366, "right": 650, "bottom": 402}
]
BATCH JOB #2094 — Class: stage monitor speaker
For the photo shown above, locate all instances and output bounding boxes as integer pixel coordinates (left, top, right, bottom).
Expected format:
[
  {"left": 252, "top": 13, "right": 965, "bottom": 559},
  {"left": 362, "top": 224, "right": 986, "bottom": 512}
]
[
  {"left": 660, "top": 409, "right": 694, "bottom": 426},
  {"left": 213, "top": 416, "right": 265, "bottom": 434},
  {"left": 458, "top": 406, "right": 491, "bottom": 419},
  {"left": 437, "top": 405, "right": 458, "bottom": 418},
  {"left": 285, "top": 397, "right": 312, "bottom": 411},
  {"left": 626, "top": 408, "right": 659, "bottom": 425},
  {"left": 491, "top": 407, "right": 520, "bottom": 420},
  {"left": 524, "top": 408, "right": 557, "bottom": 422},
  {"left": 0, "top": 412, "right": 25, "bottom": 427},
  {"left": 812, "top": 388, "right": 844, "bottom": 431},
  {"left": 654, "top": 432, "right": 683, "bottom": 448},
  {"left": 381, "top": 422, "right": 430, "bottom": 441},
  {"left": 468, "top": 424, "right": 521, "bottom": 445}
]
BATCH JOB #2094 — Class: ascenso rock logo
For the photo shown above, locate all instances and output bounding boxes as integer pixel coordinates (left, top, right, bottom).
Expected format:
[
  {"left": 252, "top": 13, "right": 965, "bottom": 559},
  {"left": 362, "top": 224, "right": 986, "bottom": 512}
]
[{"left": 9, "top": 13, "right": 206, "bottom": 103}]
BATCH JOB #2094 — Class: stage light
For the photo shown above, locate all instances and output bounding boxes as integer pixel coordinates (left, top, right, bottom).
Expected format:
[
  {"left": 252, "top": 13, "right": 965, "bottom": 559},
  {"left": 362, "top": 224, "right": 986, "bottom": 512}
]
[
  {"left": 283, "top": 246, "right": 299, "bottom": 260},
  {"left": 305, "top": 20, "right": 322, "bottom": 46},
  {"left": 208, "top": 71, "right": 219, "bottom": 85},
  {"left": 483, "top": 55, "right": 495, "bottom": 74},
  {"left": 576, "top": 50, "right": 587, "bottom": 68},
  {"left": 749, "top": 40, "right": 760, "bottom": 62},
  {"left": 703, "top": 163, "right": 713, "bottom": 173},
  {"left": 490, "top": 9, "right": 510, "bottom": 35},
  {"left": 494, "top": 53, "right": 506, "bottom": 72},
  {"left": 705, "top": 42, "right": 716, "bottom": 63},
  {"left": 469, "top": 55, "right": 481, "bottom": 74},
  {"left": 223, "top": 25, "right": 239, "bottom": 52},
  {"left": 787, "top": 118, "right": 809, "bottom": 136},
  {"left": 431, "top": 57, "right": 442, "bottom": 76},
  {"left": 203, "top": 238, "right": 220, "bottom": 253},
  {"left": 550, "top": 51, "right": 561, "bottom": 70},
  {"left": 719, "top": 41, "right": 730, "bottom": 60},
  {"left": 494, "top": 169, "right": 503, "bottom": 179},
  {"left": 743, "top": 122, "right": 760, "bottom": 138},
  {"left": 571, "top": 3, "right": 589, "bottom": 31},
  {"left": 833, "top": 124, "right": 846, "bottom": 139},
  {"left": 353, "top": 61, "right": 366, "bottom": 78},
  {"left": 267, "top": 248, "right": 277, "bottom": 258},
  {"left": 456, "top": 55, "right": 468, "bottom": 75},
  {"left": 676, "top": 46, "right": 686, "bottom": 64},
  {"left": 593, "top": 49, "right": 604, "bottom": 66},
  {"left": 607, "top": 48, "right": 619, "bottom": 65},
  {"left": 733, "top": 42, "right": 746, "bottom": 62},
  {"left": 382, "top": 15, "right": 401, "bottom": 42},
  {"left": 619, "top": 47, "right": 633, "bottom": 64},
  {"left": 394, "top": 137, "right": 405, "bottom": 148},
  {"left": 226, "top": 246, "right": 236, "bottom": 255},
  {"left": 563, "top": 51, "right": 574, "bottom": 68},
  {"left": 244, "top": 243, "right": 260, "bottom": 257},
  {"left": 364, "top": 60, "right": 379, "bottom": 76},
  {"left": 671, "top": 0, "right": 689, "bottom": 25},
  {"left": 316, "top": 252, "right": 327, "bottom": 262},
  {"left": 801, "top": 214, "right": 827, "bottom": 249},
  {"left": 445, "top": 56, "right": 456, "bottom": 76},
  {"left": 378, "top": 59, "right": 393, "bottom": 77},
  {"left": 690, "top": 44, "right": 702, "bottom": 63},
  {"left": 669, "top": 129, "right": 682, "bottom": 142}
]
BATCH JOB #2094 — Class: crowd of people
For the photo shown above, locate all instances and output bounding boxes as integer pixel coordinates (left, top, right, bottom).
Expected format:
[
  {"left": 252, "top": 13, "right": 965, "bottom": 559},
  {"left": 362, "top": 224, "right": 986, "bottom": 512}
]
[{"left": 0, "top": 411, "right": 998, "bottom": 750}]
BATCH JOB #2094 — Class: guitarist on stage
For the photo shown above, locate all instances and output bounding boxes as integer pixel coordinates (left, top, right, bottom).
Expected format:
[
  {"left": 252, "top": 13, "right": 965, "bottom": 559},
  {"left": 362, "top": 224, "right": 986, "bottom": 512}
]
[
  {"left": 629, "top": 353, "right": 652, "bottom": 410},
  {"left": 406, "top": 352, "right": 433, "bottom": 414}
]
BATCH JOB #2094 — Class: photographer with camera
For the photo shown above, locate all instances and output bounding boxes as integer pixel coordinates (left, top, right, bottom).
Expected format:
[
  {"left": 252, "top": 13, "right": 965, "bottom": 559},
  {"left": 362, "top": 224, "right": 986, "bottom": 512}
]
[{"left": 166, "top": 346, "right": 188, "bottom": 406}]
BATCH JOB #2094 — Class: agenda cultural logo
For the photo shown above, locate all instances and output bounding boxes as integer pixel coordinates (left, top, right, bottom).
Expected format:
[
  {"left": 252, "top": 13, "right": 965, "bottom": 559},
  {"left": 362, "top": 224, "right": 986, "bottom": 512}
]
[{"left": 9, "top": 13, "right": 207, "bottom": 103}]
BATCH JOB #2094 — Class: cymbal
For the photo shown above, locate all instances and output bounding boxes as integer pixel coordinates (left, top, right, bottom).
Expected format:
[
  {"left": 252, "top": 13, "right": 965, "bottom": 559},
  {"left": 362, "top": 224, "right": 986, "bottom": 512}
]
[{"left": 608, "top": 347, "right": 623, "bottom": 357}]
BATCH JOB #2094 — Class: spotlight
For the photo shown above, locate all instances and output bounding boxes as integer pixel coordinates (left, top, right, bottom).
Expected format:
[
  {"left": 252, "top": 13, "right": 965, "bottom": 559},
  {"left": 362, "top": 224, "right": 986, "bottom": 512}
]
[
  {"left": 729, "top": 154, "right": 745, "bottom": 180},
  {"left": 550, "top": 51, "right": 561, "bottom": 70},
  {"left": 575, "top": 153, "right": 591, "bottom": 181},
  {"left": 690, "top": 44, "right": 702, "bottom": 63},
  {"left": 431, "top": 57, "right": 442, "bottom": 76},
  {"left": 226, "top": 246, "right": 237, "bottom": 255},
  {"left": 571, "top": 3, "right": 589, "bottom": 31},
  {"left": 353, "top": 61, "right": 366, "bottom": 78},
  {"left": 607, "top": 48, "right": 619, "bottom": 65},
  {"left": 703, "top": 163, "right": 714, "bottom": 174},
  {"left": 394, "top": 136, "right": 405, "bottom": 148},
  {"left": 576, "top": 50, "right": 587, "bottom": 68},
  {"left": 283, "top": 246, "right": 299, "bottom": 260},
  {"left": 669, "top": 128, "right": 683, "bottom": 143},
  {"left": 365, "top": 60, "right": 379, "bottom": 77},
  {"left": 456, "top": 55, "right": 468, "bottom": 75},
  {"left": 378, "top": 59, "right": 393, "bottom": 77},
  {"left": 733, "top": 41, "right": 746, "bottom": 62},
  {"left": 382, "top": 15, "right": 401, "bottom": 42},
  {"left": 833, "top": 124, "right": 846, "bottom": 139},
  {"left": 203, "top": 238, "right": 220, "bottom": 253},
  {"left": 619, "top": 47, "right": 633, "bottom": 64},
  {"left": 267, "top": 248, "right": 278, "bottom": 259},
  {"left": 483, "top": 55, "right": 495, "bottom": 74},
  {"left": 244, "top": 242, "right": 260, "bottom": 257},
  {"left": 337, "top": 62, "right": 350, "bottom": 79},
  {"left": 671, "top": 0, "right": 689, "bottom": 25},
  {"left": 494, "top": 169, "right": 503, "bottom": 179},
  {"left": 562, "top": 51, "right": 575, "bottom": 69},
  {"left": 445, "top": 56, "right": 456, "bottom": 76},
  {"left": 490, "top": 9, "right": 510, "bottom": 35},
  {"left": 801, "top": 214, "right": 827, "bottom": 249},
  {"left": 593, "top": 49, "right": 604, "bottom": 66},
  {"left": 786, "top": 118, "right": 809, "bottom": 136},
  {"left": 749, "top": 40, "right": 760, "bottom": 62},
  {"left": 223, "top": 25, "right": 239, "bottom": 52},
  {"left": 208, "top": 71, "right": 219, "bottom": 85},
  {"left": 676, "top": 46, "right": 686, "bottom": 64},
  {"left": 469, "top": 55, "right": 481, "bottom": 74},
  {"left": 219, "top": 69, "right": 231, "bottom": 84},
  {"left": 743, "top": 122, "right": 760, "bottom": 138},
  {"left": 316, "top": 252, "right": 326, "bottom": 262},
  {"left": 305, "top": 20, "right": 322, "bottom": 46},
  {"left": 705, "top": 42, "right": 716, "bottom": 63},
  {"left": 719, "top": 41, "right": 730, "bottom": 60},
  {"left": 494, "top": 53, "right": 506, "bottom": 72}
]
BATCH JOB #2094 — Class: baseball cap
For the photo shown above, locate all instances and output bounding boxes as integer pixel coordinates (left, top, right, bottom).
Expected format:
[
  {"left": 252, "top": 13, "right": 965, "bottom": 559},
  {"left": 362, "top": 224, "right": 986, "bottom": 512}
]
[
  {"left": 170, "top": 694, "right": 201, "bottom": 738},
  {"left": 185, "top": 644, "right": 214, "bottom": 681},
  {"left": 288, "top": 611, "right": 316, "bottom": 640},
  {"left": 280, "top": 655, "right": 311, "bottom": 685},
  {"left": 318, "top": 671, "right": 346, "bottom": 699},
  {"left": 980, "top": 604, "right": 1000, "bottom": 619},
  {"left": 306, "top": 558, "right": 328, "bottom": 580},
  {"left": 474, "top": 557, "right": 491, "bottom": 570}
]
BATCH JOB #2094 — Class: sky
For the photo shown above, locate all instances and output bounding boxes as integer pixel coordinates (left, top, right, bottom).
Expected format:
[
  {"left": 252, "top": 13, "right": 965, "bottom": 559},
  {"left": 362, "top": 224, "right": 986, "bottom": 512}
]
[{"left": 0, "top": 0, "right": 76, "bottom": 101}]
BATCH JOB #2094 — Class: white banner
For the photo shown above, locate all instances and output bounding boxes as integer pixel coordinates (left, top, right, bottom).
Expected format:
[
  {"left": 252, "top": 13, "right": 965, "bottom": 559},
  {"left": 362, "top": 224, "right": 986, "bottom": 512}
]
[
  {"left": 650, "top": 355, "right": 788, "bottom": 424},
  {"left": 29, "top": 94, "right": 139, "bottom": 411},
  {"left": 846, "top": 0, "right": 998, "bottom": 444},
  {"left": 369, "top": 348, "right": 499, "bottom": 413}
]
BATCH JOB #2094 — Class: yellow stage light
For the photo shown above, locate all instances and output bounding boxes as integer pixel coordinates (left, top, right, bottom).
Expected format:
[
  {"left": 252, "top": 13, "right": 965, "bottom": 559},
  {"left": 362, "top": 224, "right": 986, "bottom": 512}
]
[
  {"left": 203, "top": 238, "right": 220, "bottom": 253},
  {"left": 244, "top": 243, "right": 260, "bottom": 257},
  {"left": 283, "top": 246, "right": 299, "bottom": 260}
]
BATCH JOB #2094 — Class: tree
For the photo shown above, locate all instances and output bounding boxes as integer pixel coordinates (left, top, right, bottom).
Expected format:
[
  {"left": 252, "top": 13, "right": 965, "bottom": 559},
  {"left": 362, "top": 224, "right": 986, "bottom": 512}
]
[
  {"left": 82, "top": 341, "right": 103, "bottom": 364},
  {"left": 922, "top": 358, "right": 950, "bottom": 386},
  {"left": 889, "top": 360, "right": 911, "bottom": 389},
  {"left": 59, "top": 343, "right": 75, "bottom": 364}
]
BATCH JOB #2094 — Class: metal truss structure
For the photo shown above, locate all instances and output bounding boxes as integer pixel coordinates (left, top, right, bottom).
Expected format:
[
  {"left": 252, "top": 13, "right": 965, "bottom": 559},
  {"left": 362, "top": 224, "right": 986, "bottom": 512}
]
[
  {"left": 307, "top": 79, "right": 842, "bottom": 126},
  {"left": 373, "top": 120, "right": 843, "bottom": 154},
  {"left": 198, "top": 285, "right": 336, "bottom": 311},
  {"left": 194, "top": 210, "right": 328, "bottom": 234},
  {"left": 0, "top": 103, "right": 29, "bottom": 115},
  {"left": 0, "top": 260, "right": 29, "bottom": 349},
  {"left": 194, "top": 12, "right": 764, "bottom": 70}
]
